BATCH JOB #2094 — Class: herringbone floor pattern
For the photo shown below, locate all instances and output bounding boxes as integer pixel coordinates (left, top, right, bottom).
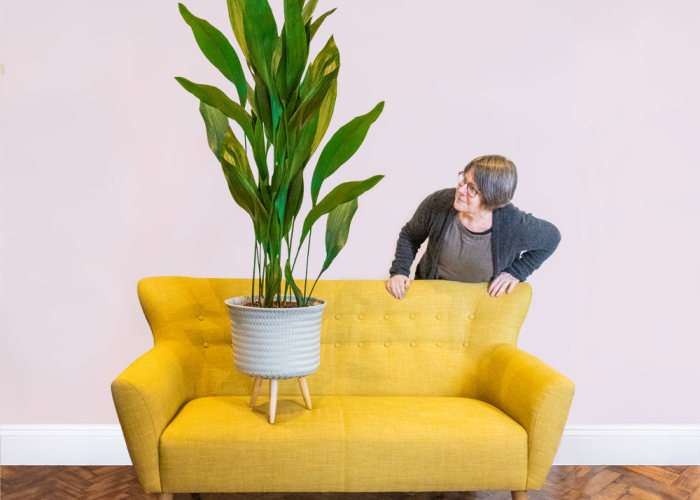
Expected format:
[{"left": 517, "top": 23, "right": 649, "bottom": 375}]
[{"left": 0, "top": 466, "right": 698, "bottom": 499}]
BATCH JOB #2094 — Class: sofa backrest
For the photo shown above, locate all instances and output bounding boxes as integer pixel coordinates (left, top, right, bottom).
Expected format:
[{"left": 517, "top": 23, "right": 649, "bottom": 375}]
[{"left": 136, "top": 277, "right": 532, "bottom": 398}]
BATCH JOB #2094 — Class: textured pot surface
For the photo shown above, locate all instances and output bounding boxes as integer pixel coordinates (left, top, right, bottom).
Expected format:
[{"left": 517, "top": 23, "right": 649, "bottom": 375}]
[{"left": 224, "top": 296, "right": 327, "bottom": 379}]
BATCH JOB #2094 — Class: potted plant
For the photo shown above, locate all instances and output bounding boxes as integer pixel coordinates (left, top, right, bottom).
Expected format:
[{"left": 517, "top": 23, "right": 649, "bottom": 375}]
[{"left": 175, "top": 0, "right": 384, "bottom": 421}]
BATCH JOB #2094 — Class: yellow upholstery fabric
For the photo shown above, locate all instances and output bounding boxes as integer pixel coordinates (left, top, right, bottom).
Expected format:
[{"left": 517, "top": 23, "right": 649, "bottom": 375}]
[
  {"left": 159, "top": 396, "right": 527, "bottom": 492},
  {"left": 160, "top": 396, "right": 346, "bottom": 492},
  {"left": 477, "top": 344, "right": 576, "bottom": 489},
  {"left": 341, "top": 396, "right": 527, "bottom": 492},
  {"left": 110, "top": 341, "right": 195, "bottom": 492},
  {"left": 112, "top": 277, "right": 574, "bottom": 493}
]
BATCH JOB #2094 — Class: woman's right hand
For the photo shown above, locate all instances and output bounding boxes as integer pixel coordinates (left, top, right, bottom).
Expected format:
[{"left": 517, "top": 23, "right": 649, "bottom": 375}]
[{"left": 386, "top": 274, "right": 410, "bottom": 300}]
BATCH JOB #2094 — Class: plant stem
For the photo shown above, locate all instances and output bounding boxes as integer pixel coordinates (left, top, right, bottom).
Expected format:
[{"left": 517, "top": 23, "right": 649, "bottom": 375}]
[
  {"left": 251, "top": 238, "right": 257, "bottom": 302},
  {"left": 307, "top": 269, "right": 324, "bottom": 302},
  {"left": 261, "top": 250, "right": 268, "bottom": 307},
  {"left": 283, "top": 235, "right": 291, "bottom": 300},
  {"left": 289, "top": 217, "right": 296, "bottom": 259},
  {"left": 303, "top": 227, "right": 312, "bottom": 299},
  {"left": 257, "top": 242, "right": 263, "bottom": 303},
  {"left": 289, "top": 215, "right": 299, "bottom": 271},
  {"left": 292, "top": 238, "right": 304, "bottom": 272}
]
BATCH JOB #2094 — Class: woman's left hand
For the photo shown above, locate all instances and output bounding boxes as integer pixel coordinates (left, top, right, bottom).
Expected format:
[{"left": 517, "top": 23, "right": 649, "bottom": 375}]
[{"left": 488, "top": 272, "right": 519, "bottom": 297}]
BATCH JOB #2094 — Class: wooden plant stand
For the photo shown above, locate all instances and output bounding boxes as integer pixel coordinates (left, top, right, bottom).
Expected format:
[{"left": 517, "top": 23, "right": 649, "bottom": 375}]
[{"left": 250, "top": 376, "right": 312, "bottom": 424}]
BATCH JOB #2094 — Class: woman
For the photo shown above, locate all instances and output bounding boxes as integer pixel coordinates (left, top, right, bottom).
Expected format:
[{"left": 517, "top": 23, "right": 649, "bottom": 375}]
[{"left": 386, "top": 155, "right": 560, "bottom": 299}]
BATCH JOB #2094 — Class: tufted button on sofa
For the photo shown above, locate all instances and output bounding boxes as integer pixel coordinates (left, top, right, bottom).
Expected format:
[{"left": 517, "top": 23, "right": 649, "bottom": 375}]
[{"left": 111, "top": 277, "right": 574, "bottom": 500}]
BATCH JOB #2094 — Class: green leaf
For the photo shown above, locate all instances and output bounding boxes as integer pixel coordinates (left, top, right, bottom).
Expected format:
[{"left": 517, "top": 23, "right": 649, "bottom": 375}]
[
  {"left": 243, "top": 0, "right": 278, "bottom": 90},
  {"left": 282, "top": 167, "right": 304, "bottom": 235},
  {"left": 290, "top": 36, "right": 339, "bottom": 132},
  {"left": 272, "top": 31, "right": 287, "bottom": 98},
  {"left": 258, "top": 183, "right": 273, "bottom": 216},
  {"left": 302, "top": 36, "right": 339, "bottom": 98},
  {"left": 311, "top": 37, "right": 340, "bottom": 77},
  {"left": 251, "top": 73, "right": 274, "bottom": 142},
  {"left": 252, "top": 119, "right": 268, "bottom": 183},
  {"left": 271, "top": 92, "right": 284, "bottom": 132},
  {"left": 246, "top": 82, "right": 258, "bottom": 116},
  {"left": 264, "top": 257, "right": 282, "bottom": 306},
  {"left": 220, "top": 129, "right": 266, "bottom": 223},
  {"left": 178, "top": 3, "right": 247, "bottom": 105},
  {"left": 222, "top": 129, "right": 256, "bottom": 185},
  {"left": 288, "top": 109, "right": 319, "bottom": 177},
  {"left": 321, "top": 198, "right": 358, "bottom": 274},
  {"left": 288, "top": 65, "right": 338, "bottom": 132},
  {"left": 220, "top": 161, "right": 255, "bottom": 220},
  {"left": 266, "top": 209, "right": 283, "bottom": 261},
  {"left": 298, "top": 175, "right": 384, "bottom": 248},
  {"left": 275, "top": 179, "right": 288, "bottom": 228},
  {"left": 310, "top": 78, "right": 336, "bottom": 157},
  {"left": 284, "top": 260, "right": 305, "bottom": 304},
  {"left": 301, "top": 0, "right": 319, "bottom": 23},
  {"left": 285, "top": 85, "right": 299, "bottom": 113},
  {"left": 309, "top": 8, "right": 336, "bottom": 41},
  {"left": 311, "top": 101, "right": 384, "bottom": 204},
  {"left": 175, "top": 77, "right": 253, "bottom": 141},
  {"left": 283, "top": 0, "right": 308, "bottom": 96},
  {"left": 199, "top": 101, "right": 230, "bottom": 160},
  {"left": 270, "top": 109, "right": 289, "bottom": 194},
  {"left": 226, "top": 0, "right": 249, "bottom": 61}
]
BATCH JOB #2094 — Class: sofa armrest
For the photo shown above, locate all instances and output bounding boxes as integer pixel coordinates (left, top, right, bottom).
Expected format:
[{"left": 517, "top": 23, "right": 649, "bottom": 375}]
[
  {"left": 476, "top": 343, "right": 575, "bottom": 490},
  {"left": 111, "top": 341, "right": 195, "bottom": 493}
]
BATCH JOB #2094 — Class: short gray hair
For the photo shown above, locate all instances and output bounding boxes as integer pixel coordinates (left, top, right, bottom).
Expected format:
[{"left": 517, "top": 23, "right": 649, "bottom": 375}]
[{"left": 463, "top": 155, "right": 518, "bottom": 210}]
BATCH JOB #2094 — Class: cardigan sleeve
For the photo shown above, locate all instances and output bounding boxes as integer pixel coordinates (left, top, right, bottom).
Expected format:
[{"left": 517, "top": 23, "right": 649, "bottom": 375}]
[
  {"left": 502, "top": 214, "right": 561, "bottom": 282},
  {"left": 388, "top": 192, "right": 436, "bottom": 277}
]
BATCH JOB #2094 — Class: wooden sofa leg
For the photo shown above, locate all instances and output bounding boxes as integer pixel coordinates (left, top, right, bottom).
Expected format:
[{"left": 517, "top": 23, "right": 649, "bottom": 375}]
[
  {"left": 298, "top": 376, "right": 312, "bottom": 409},
  {"left": 512, "top": 491, "right": 528, "bottom": 500},
  {"left": 269, "top": 379, "right": 278, "bottom": 424},
  {"left": 158, "top": 493, "right": 173, "bottom": 500},
  {"left": 250, "top": 377, "right": 263, "bottom": 407}
]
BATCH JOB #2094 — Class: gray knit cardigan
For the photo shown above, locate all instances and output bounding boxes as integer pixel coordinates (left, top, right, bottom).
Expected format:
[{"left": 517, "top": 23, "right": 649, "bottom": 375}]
[{"left": 389, "top": 188, "right": 561, "bottom": 282}]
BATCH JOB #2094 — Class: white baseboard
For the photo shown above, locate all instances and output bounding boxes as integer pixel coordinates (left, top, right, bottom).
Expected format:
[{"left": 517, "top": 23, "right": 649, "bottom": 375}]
[
  {"left": 1, "top": 424, "right": 699, "bottom": 466},
  {"left": 0, "top": 425, "right": 132, "bottom": 465},
  {"left": 554, "top": 425, "right": 700, "bottom": 465}
]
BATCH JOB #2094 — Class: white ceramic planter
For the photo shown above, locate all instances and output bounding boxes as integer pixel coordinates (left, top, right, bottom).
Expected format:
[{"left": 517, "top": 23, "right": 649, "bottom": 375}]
[{"left": 224, "top": 295, "right": 327, "bottom": 379}]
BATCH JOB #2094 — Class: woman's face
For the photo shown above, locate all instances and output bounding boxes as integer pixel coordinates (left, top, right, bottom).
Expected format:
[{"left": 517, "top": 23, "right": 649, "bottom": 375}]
[{"left": 454, "top": 169, "right": 485, "bottom": 213}]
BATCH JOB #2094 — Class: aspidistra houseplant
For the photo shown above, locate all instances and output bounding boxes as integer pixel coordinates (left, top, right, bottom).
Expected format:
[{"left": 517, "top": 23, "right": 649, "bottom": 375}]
[{"left": 175, "top": 0, "right": 384, "bottom": 308}]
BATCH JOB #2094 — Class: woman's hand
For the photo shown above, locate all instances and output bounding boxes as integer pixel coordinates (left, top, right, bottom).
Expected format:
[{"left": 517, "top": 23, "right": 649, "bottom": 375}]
[
  {"left": 386, "top": 274, "right": 410, "bottom": 300},
  {"left": 488, "top": 272, "right": 519, "bottom": 297}
]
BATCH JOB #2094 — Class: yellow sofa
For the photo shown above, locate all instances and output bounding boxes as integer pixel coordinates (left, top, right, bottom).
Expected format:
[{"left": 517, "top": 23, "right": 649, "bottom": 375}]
[{"left": 111, "top": 277, "right": 574, "bottom": 499}]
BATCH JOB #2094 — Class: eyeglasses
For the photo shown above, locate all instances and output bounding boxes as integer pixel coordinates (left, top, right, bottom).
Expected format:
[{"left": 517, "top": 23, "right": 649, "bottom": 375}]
[{"left": 457, "top": 171, "right": 480, "bottom": 198}]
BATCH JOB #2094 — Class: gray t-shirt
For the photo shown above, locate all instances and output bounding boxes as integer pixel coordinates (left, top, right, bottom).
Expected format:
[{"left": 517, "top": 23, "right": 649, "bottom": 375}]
[
  {"left": 390, "top": 188, "right": 562, "bottom": 282},
  {"left": 436, "top": 213, "right": 494, "bottom": 283}
]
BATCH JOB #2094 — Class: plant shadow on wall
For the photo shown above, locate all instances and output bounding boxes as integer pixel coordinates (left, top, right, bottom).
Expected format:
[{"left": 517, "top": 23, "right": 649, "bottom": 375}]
[{"left": 176, "top": 0, "right": 385, "bottom": 308}]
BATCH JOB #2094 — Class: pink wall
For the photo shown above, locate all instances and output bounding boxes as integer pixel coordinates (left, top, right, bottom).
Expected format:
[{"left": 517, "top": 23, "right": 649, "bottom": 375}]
[{"left": 1, "top": 0, "right": 698, "bottom": 424}]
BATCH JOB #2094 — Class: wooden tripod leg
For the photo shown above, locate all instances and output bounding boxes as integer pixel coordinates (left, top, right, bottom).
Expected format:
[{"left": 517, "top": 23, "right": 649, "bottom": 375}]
[
  {"left": 250, "top": 377, "right": 263, "bottom": 407},
  {"left": 298, "top": 376, "right": 312, "bottom": 409},
  {"left": 512, "top": 491, "right": 528, "bottom": 499},
  {"left": 269, "top": 379, "right": 278, "bottom": 424}
]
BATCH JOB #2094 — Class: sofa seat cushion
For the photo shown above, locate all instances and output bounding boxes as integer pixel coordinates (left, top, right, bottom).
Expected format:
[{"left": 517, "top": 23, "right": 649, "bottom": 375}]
[{"left": 159, "top": 395, "right": 528, "bottom": 493}]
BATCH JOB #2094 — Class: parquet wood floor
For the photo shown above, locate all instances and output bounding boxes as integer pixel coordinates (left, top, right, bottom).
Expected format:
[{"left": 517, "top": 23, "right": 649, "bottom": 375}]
[{"left": 1, "top": 466, "right": 699, "bottom": 500}]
